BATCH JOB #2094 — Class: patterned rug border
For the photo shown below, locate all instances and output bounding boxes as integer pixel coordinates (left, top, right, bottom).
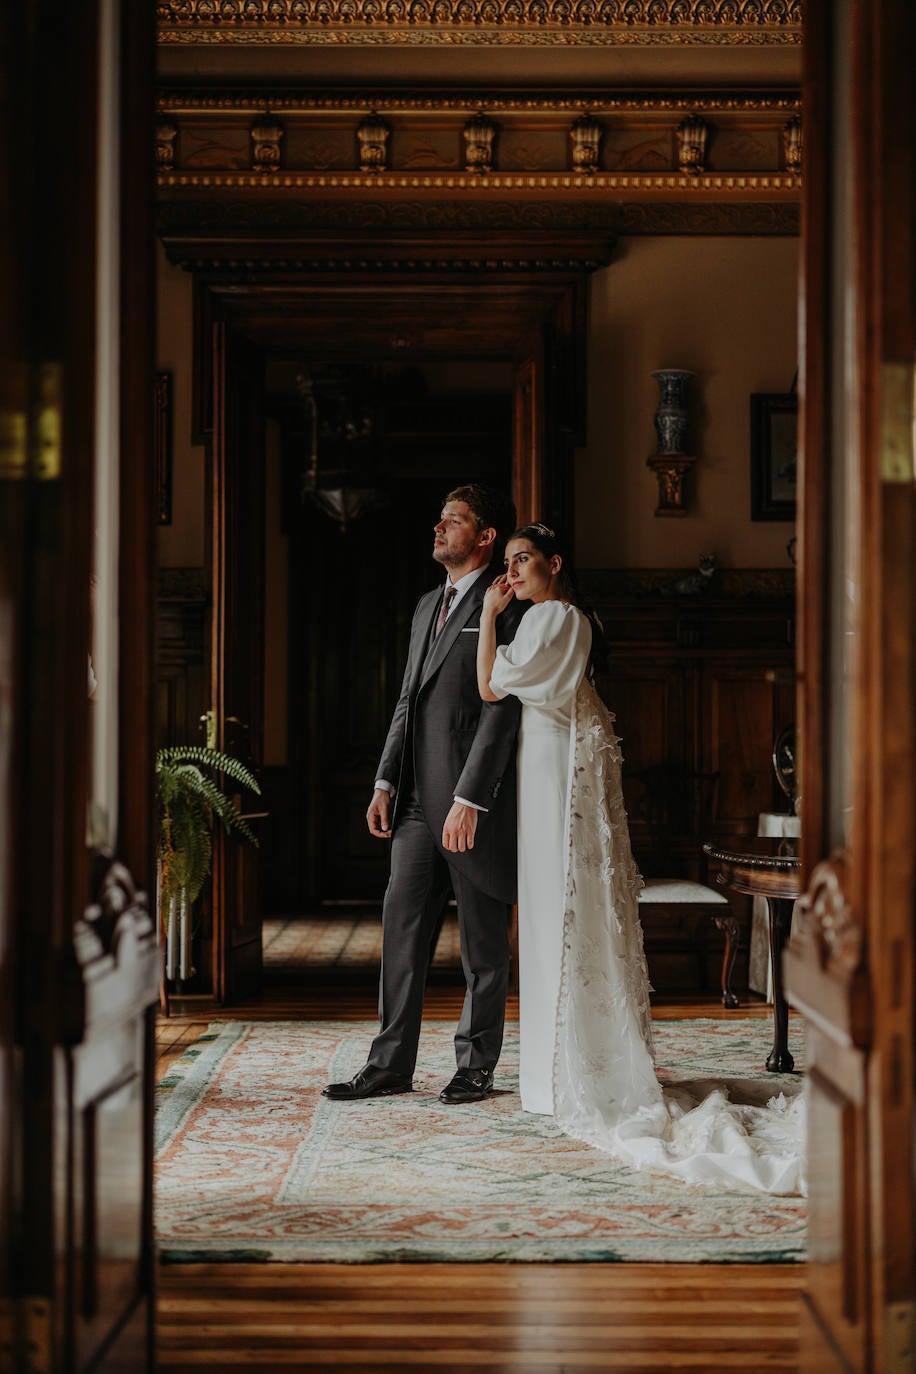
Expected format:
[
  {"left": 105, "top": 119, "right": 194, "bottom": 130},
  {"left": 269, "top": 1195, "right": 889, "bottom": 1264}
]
[{"left": 156, "top": 1019, "right": 806, "bottom": 1266}]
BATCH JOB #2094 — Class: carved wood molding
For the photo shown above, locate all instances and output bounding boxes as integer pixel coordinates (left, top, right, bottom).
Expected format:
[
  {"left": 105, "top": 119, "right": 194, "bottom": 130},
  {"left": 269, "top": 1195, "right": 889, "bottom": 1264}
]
[
  {"left": 157, "top": 91, "right": 802, "bottom": 113},
  {"left": 156, "top": 198, "right": 799, "bottom": 245},
  {"left": 159, "top": 170, "right": 800, "bottom": 192},
  {"left": 617, "top": 200, "right": 799, "bottom": 232},
  {"left": 157, "top": 0, "right": 802, "bottom": 45},
  {"left": 155, "top": 91, "right": 802, "bottom": 191},
  {"left": 784, "top": 849, "right": 870, "bottom": 1049},
  {"left": 793, "top": 851, "right": 862, "bottom": 981},
  {"left": 75, "top": 860, "right": 156, "bottom": 966}
]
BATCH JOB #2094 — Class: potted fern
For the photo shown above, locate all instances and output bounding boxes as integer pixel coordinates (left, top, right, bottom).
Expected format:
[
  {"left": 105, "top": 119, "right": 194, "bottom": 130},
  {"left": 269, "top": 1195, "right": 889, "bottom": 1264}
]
[{"left": 156, "top": 745, "right": 262, "bottom": 986}]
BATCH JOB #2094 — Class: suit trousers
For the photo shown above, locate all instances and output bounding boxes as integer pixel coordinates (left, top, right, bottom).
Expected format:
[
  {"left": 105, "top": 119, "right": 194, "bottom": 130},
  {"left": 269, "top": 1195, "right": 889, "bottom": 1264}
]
[{"left": 367, "top": 798, "right": 511, "bottom": 1077}]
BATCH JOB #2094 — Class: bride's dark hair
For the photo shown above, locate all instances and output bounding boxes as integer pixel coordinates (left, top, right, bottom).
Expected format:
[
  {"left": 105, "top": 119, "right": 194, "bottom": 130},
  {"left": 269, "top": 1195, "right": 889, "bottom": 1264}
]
[{"left": 508, "top": 522, "right": 609, "bottom": 677}]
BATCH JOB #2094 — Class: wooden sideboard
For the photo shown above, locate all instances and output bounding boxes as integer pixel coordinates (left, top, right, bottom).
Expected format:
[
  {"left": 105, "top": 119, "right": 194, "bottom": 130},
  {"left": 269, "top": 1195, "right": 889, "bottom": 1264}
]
[{"left": 580, "top": 572, "right": 796, "bottom": 995}]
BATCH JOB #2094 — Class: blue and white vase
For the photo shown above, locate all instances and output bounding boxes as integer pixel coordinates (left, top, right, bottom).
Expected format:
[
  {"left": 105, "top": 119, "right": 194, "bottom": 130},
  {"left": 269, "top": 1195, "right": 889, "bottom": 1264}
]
[{"left": 650, "top": 369, "right": 694, "bottom": 456}]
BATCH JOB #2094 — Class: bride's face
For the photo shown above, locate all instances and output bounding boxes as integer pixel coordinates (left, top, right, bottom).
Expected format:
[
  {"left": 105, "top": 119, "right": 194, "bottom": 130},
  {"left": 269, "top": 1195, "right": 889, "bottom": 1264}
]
[{"left": 504, "top": 538, "right": 561, "bottom": 602}]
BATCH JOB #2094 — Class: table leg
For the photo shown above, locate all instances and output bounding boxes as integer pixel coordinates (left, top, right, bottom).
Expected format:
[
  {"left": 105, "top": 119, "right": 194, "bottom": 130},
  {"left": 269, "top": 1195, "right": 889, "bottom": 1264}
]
[
  {"left": 765, "top": 896, "right": 795, "bottom": 1073},
  {"left": 712, "top": 913, "right": 741, "bottom": 1008}
]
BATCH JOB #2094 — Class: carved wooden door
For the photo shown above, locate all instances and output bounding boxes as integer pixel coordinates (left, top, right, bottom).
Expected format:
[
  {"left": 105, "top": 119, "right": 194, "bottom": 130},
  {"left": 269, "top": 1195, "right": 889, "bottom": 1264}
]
[
  {"left": 1, "top": 4, "right": 160, "bottom": 1371},
  {"left": 784, "top": 2, "right": 916, "bottom": 1369},
  {"left": 210, "top": 324, "right": 267, "bottom": 1001}
]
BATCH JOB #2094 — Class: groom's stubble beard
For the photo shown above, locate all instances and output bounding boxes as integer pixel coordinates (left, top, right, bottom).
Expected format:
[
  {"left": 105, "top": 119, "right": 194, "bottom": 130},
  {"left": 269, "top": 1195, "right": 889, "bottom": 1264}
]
[{"left": 433, "top": 533, "right": 489, "bottom": 569}]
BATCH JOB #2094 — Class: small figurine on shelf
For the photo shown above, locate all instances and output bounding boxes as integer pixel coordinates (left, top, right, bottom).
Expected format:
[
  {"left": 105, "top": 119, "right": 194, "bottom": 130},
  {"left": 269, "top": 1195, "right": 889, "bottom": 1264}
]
[{"left": 659, "top": 552, "right": 717, "bottom": 596}]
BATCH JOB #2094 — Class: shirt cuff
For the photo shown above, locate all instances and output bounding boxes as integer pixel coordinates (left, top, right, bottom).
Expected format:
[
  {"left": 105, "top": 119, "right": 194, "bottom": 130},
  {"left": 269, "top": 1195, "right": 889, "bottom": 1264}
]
[
  {"left": 487, "top": 678, "right": 509, "bottom": 700},
  {"left": 454, "top": 795, "right": 489, "bottom": 813},
  {"left": 375, "top": 779, "right": 395, "bottom": 796}
]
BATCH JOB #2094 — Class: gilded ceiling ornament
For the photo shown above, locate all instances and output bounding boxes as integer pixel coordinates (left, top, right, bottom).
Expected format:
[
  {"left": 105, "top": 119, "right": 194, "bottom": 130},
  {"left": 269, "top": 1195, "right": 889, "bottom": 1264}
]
[
  {"left": 156, "top": 0, "right": 802, "bottom": 41},
  {"left": 464, "top": 112, "right": 497, "bottom": 175},
  {"left": 250, "top": 111, "right": 284, "bottom": 172},
  {"left": 782, "top": 113, "right": 802, "bottom": 173},
  {"left": 676, "top": 113, "right": 708, "bottom": 175},
  {"left": 569, "top": 113, "right": 602, "bottom": 175},
  {"left": 356, "top": 111, "right": 391, "bottom": 174}
]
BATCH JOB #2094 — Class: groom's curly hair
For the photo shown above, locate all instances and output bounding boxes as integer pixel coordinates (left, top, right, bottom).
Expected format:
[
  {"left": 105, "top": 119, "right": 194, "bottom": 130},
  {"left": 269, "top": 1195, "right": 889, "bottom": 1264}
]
[{"left": 444, "top": 484, "right": 517, "bottom": 544}]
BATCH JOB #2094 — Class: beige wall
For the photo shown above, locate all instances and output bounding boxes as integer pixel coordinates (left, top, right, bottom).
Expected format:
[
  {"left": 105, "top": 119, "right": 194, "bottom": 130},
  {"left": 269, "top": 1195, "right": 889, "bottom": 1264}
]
[
  {"left": 157, "top": 242, "right": 206, "bottom": 567},
  {"left": 576, "top": 235, "right": 799, "bottom": 569}
]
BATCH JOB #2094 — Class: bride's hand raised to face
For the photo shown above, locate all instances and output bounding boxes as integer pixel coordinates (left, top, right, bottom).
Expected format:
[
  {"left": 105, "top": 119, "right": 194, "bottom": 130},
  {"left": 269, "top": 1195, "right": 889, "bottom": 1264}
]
[{"left": 482, "top": 574, "right": 515, "bottom": 618}]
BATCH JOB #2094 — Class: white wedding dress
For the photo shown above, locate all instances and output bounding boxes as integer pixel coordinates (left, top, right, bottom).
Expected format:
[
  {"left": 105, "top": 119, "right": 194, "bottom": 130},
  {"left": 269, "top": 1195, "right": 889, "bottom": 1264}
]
[{"left": 489, "top": 600, "right": 806, "bottom": 1196}]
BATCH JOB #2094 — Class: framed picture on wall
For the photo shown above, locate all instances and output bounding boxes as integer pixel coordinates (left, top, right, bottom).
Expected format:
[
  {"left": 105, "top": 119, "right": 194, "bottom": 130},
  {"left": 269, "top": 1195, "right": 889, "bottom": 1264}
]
[{"left": 750, "top": 392, "right": 797, "bottom": 521}]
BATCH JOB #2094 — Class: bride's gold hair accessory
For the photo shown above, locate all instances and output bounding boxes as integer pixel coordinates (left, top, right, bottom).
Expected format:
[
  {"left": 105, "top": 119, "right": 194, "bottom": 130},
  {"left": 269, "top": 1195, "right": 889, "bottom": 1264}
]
[{"left": 528, "top": 522, "right": 556, "bottom": 538}]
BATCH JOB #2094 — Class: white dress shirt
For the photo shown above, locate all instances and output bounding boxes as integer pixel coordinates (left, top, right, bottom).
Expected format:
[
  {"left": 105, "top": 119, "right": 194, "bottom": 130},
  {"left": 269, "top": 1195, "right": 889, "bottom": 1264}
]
[{"left": 375, "top": 565, "right": 491, "bottom": 811}]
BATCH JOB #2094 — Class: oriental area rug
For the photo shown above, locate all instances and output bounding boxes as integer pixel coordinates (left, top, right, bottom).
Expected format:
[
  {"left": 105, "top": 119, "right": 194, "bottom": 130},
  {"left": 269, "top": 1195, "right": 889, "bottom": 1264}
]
[{"left": 155, "top": 1019, "right": 806, "bottom": 1265}]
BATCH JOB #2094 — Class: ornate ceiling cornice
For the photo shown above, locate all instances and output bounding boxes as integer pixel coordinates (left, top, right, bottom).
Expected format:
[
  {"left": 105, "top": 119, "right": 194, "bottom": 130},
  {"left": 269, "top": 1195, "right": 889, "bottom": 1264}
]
[
  {"left": 157, "top": 0, "right": 802, "bottom": 46},
  {"left": 158, "top": 169, "right": 799, "bottom": 191},
  {"left": 157, "top": 90, "right": 801, "bottom": 114}
]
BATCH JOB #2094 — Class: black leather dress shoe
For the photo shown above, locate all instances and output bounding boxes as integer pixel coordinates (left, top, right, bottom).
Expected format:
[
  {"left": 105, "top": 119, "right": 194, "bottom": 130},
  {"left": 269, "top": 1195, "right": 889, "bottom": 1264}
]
[
  {"left": 321, "top": 1066, "right": 413, "bottom": 1100},
  {"left": 439, "top": 1067, "right": 494, "bottom": 1104}
]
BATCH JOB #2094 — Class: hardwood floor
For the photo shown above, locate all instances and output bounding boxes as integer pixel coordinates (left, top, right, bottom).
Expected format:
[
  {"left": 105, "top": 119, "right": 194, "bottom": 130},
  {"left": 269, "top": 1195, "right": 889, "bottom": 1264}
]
[
  {"left": 158, "top": 1262, "right": 803, "bottom": 1372},
  {"left": 156, "top": 976, "right": 801, "bottom": 1373}
]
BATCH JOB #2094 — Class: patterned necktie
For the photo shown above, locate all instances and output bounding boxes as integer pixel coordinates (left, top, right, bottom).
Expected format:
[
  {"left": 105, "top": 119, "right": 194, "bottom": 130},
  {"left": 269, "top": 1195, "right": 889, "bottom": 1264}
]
[{"left": 435, "top": 584, "right": 457, "bottom": 638}]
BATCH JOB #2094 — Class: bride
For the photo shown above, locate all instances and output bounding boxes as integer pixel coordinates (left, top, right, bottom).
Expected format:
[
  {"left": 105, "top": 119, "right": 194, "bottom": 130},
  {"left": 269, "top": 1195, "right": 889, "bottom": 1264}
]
[{"left": 477, "top": 522, "right": 805, "bottom": 1196}]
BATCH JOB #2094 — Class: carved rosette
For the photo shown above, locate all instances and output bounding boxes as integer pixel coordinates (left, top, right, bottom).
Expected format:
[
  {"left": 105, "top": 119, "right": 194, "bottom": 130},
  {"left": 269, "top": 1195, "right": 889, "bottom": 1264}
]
[
  {"left": 783, "top": 113, "right": 802, "bottom": 173},
  {"left": 464, "top": 112, "right": 497, "bottom": 176},
  {"left": 569, "top": 113, "right": 602, "bottom": 174},
  {"left": 356, "top": 111, "right": 390, "bottom": 174},
  {"left": 676, "top": 113, "right": 709, "bottom": 176},
  {"left": 250, "top": 111, "right": 285, "bottom": 173},
  {"left": 156, "top": 116, "right": 178, "bottom": 169}
]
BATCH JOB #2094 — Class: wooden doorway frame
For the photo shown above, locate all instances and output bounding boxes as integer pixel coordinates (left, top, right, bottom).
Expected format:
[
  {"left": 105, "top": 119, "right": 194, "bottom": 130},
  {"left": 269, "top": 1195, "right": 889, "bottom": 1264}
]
[
  {"left": 169, "top": 263, "right": 596, "bottom": 1003},
  {"left": 786, "top": 1, "right": 916, "bottom": 1369}
]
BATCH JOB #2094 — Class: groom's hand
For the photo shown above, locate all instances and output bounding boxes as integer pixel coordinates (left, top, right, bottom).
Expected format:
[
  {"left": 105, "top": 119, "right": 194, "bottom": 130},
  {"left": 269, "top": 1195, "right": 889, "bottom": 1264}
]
[
  {"left": 442, "top": 802, "right": 478, "bottom": 853},
  {"left": 367, "top": 788, "right": 392, "bottom": 839}
]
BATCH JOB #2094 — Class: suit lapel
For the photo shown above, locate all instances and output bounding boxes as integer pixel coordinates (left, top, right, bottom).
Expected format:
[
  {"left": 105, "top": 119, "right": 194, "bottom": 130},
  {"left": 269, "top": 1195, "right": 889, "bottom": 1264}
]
[{"left": 420, "top": 572, "right": 487, "bottom": 689}]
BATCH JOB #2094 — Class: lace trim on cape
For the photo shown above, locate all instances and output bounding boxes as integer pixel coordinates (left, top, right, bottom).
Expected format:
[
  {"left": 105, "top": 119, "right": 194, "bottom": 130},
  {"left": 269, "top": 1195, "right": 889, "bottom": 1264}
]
[{"left": 550, "top": 680, "right": 806, "bottom": 1198}]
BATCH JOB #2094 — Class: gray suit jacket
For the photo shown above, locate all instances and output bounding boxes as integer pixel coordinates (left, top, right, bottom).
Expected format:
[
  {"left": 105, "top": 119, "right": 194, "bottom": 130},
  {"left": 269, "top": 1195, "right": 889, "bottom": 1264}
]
[{"left": 377, "top": 572, "right": 526, "bottom": 903}]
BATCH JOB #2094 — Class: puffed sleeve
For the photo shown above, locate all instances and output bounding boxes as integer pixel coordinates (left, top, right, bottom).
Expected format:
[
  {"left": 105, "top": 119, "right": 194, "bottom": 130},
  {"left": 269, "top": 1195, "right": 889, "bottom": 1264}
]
[{"left": 489, "top": 602, "right": 592, "bottom": 709}]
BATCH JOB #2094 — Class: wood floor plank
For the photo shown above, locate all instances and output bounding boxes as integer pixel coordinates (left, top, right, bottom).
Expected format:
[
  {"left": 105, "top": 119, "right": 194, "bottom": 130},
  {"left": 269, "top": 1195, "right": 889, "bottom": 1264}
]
[{"left": 157, "top": 1352, "right": 797, "bottom": 1370}]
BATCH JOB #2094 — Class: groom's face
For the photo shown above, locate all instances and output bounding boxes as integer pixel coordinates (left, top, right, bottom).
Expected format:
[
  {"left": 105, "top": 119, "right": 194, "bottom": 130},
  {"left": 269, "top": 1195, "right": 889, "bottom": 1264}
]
[{"left": 433, "top": 500, "right": 493, "bottom": 569}]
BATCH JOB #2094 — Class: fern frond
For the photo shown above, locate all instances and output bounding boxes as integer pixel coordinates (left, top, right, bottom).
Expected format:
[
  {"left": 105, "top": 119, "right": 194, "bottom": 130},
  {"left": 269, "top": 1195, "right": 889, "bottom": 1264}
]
[
  {"left": 155, "top": 741, "right": 263, "bottom": 914},
  {"left": 157, "top": 746, "right": 261, "bottom": 796}
]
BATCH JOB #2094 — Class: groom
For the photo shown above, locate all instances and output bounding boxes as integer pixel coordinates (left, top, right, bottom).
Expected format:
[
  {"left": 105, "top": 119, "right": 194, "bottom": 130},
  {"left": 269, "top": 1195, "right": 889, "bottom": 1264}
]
[{"left": 323, "top": 484, "right": 525, "bottom": 1104}]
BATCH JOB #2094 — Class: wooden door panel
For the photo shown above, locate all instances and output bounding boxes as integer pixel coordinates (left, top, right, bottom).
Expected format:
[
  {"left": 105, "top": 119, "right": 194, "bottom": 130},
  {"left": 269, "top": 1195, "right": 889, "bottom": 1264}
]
[
  {"left": 603, "top": 662, "right": 690, "bottom": 870},
  {"left": 702, "top": 667, "right": 786, "bottom": 834},
  {"left": 785, "top": 855, "right": 869, "bottom": 1371}
]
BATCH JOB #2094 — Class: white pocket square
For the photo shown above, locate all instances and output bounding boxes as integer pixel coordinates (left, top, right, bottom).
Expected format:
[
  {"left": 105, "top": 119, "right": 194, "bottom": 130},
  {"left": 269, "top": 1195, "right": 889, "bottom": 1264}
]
[{"left": 460, "top": 627, "right": 479, "bottom": 634}]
